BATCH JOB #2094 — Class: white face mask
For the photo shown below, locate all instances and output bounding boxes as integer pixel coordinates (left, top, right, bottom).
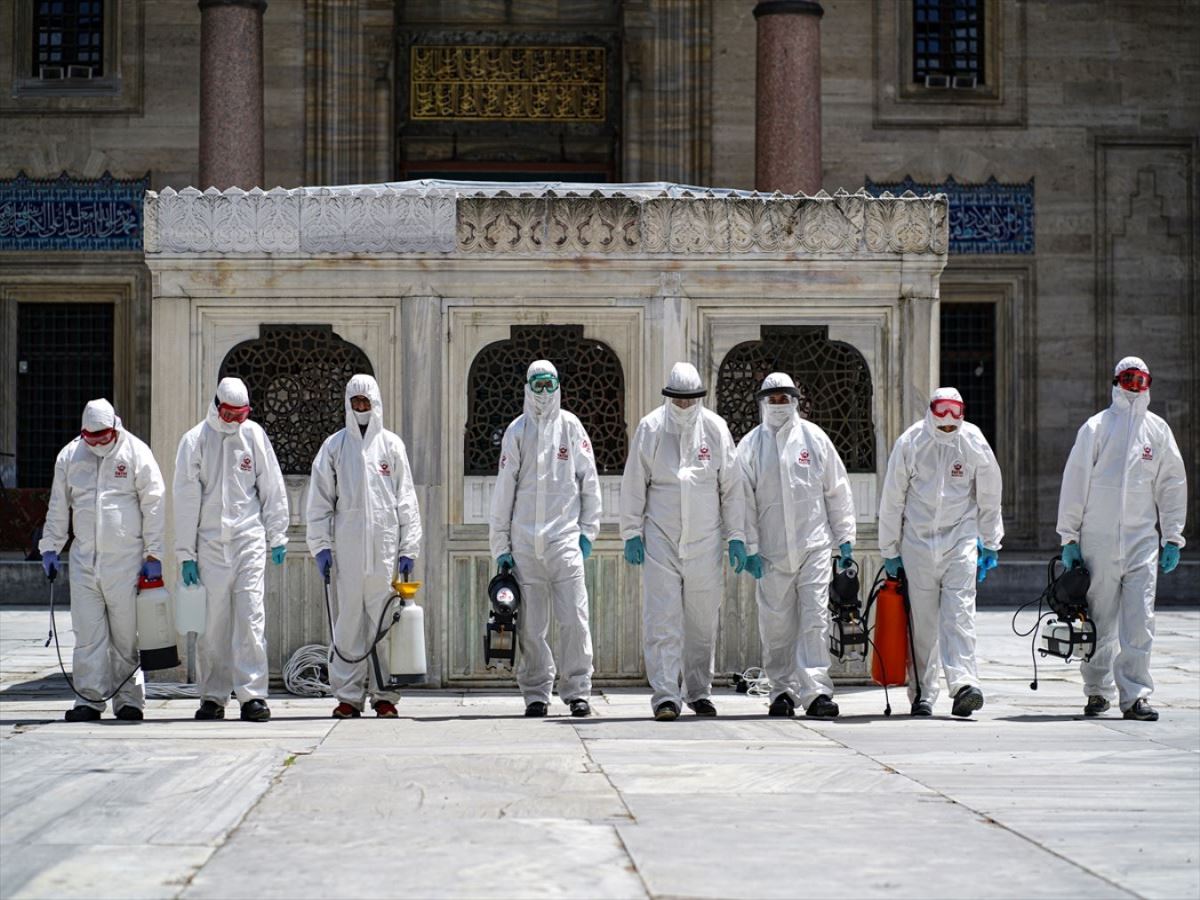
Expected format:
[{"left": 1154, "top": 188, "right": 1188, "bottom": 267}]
[
  {"left": 765, "top": 404, "right": 794, "bottom": 429},
  {"left": 667, "top": 401, "right": 700, "bottom": 429},
  {"left": 88, "top": 439, "right": 117, "bottom": 458},
  {"left": 354, "top": 410, "right": 371, "bottom": 426}
]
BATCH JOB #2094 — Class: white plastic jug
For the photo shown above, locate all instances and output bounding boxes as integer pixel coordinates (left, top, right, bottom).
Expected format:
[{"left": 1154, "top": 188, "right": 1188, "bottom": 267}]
[{"left": 175, "top": 581, "right": 207, "bottom": 636}]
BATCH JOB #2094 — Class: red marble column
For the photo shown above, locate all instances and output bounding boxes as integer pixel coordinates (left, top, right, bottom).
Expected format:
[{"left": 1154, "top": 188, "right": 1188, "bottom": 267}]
[
  {"left": 198, "top": 0, "right": 267, "bottom": 190},
  {"left": 754, "top": 1, "right": 823, "bottom": 195}
]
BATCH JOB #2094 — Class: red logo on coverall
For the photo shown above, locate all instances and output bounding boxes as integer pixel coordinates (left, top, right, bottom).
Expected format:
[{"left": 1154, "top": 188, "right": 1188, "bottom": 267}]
[
  {"left": 499, "top": 454, "right": 507, "bottom": 469},
  {"left": 698, "top": 445, "right": 711, "bottom": 461},
  {"left": 1142, "top": 444, "right": 1154, "bottom": 461},
  {"left": 951, "top": 461, "right": 965, "bottom": 478},
  {"left": 379, "top": 460, "right": 391, "bottom": 475},
  {"left": 798, "top": 449, "right": 811, "bottom": 466},
  {"left": 240, "top": 455, "right": 253, "bottom": 472},
  {"left": 114, "top": 463, "right": 128, "bottom": 478},
  {"left": 557, "top": 446, "right": 569, "bottom": 461},
  {"left": 580, "top": 439, "right": 591, "bottom": 454}
]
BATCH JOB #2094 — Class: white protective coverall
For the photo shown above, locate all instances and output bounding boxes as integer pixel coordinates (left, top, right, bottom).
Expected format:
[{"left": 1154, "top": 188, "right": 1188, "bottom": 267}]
[
  {"left": 737, "top": 373, "right": 856, "bottom": 708},
  {"left": 878, "top": 387, "right": 1004, "bottom": 705},
  {"left": 620, "top": 362, "right": 746, "bottom": 711},
  {"left": 1056, "top": 357, "right": 1188, "bottom": 710},
  {"left": 40, "top": 400, "right": 166, "bottom": 712},
  {"left": 306, "top": 374, "right": 422, "bottom": 709},
  {"left": 173, "top": 377, "right": 289, "bottom": 706},
  {"left": 489, "top": 360, "right": 601, "bottom": 706}
]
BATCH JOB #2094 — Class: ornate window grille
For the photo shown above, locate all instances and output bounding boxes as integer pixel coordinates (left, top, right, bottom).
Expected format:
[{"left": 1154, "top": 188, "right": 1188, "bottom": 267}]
[
  {"left": 940, "top": 302, "right": 997, "bottom": 449},
  {"left": 218, "top": 325, "right": 374, "bottom": 475},
  {"left": 33, "top": 0, "right": 104, "bottom": 78},
  {"left": 465, "top": 325, "right": 627, "bottom": 476},
  {"left": 913, "top": 0, "right": 984, "bottom": 86},
  {"left": 716, "top": 326, "right": 876, "bottom": 472}
]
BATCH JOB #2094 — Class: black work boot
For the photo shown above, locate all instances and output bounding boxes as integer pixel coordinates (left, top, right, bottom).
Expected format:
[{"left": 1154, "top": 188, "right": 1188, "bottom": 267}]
[
  {"left": 1123, "top": 699, "right": 1159, "bottom": 721},
  {"left": 654, "top": 701, "right": 679, "bottom": 721},
  {"left": 768, "top": 694, "right": 796, "bottom": 717},
  {"left": 951, "top": 686, "right": 984, "bottom": 718},
  {"left": 911, "top": 699, "right": 933, "bottom": 717},
  {"left": 240, "top": 699, "right": 271, "bottom": 722},
  {"left": 524, "top": 701, "right": 548, "bottom": 718},
  {"left": 568, "top": 698, "right": 591, "bottom": 718},
  {"left": 687, "top": 698, "right": 717, "bottom": 717},
  {"left": 64, "top": 706, "right": 101, "bottom": 722},
  {"left": 1083, "top": 695, "right": 1111, "bottom": 717},
  {"left": 115, "top": 706, "right": 144, "bottom": 722},
  {"left": 806, "top": 695, "right": 840, "bottom": 719},
  {"left": 195, "top": 700, "right": 226, "bottom": 720}
]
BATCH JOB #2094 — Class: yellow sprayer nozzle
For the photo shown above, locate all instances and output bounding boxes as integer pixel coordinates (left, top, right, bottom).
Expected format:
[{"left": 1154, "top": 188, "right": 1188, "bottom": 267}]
[{"left": 393, "top": 580, "right": 422, "bottom": 601}]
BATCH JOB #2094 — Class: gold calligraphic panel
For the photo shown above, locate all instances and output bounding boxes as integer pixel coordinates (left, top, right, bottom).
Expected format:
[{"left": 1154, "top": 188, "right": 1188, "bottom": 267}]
[{"left": 410, "top": 45, "right": 606, "bottom": 122}]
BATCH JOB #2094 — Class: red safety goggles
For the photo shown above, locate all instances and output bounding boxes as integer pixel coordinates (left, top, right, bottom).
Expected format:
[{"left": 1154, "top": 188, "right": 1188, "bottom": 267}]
[
  {"left": 929, "top": 398, "right": 965, "bottom": 420},
  {"left": 217, "top": 403, "right": 251, "bottom": 424},
  {"left": 81, "top": 428, "right": 117, "bottom": 447},
  {"left": 1114, "top": 368, "right": 1151, "bottom": 393}
]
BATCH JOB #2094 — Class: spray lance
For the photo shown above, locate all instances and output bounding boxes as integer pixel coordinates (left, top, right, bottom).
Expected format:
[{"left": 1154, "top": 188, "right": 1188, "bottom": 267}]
[{"left": 1011, "top": 555, "right": 1096, "bottom": 690}]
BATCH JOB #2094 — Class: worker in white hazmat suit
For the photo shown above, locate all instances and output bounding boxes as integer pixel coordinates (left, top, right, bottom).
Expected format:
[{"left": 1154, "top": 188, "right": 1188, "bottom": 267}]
[
  {"left": 1057, "top": 356, "right": 1187, "bottom": 722},
  {"left": 306, "top": 374, "right": 422, "bottom": 719},
  {"left": 39, "top": 399, "right": 166, "bottom": 722},
  {"left": 737, "top": 373, "right": 857, "bottom": 718},
  {"left": 878, "top": 387, "right": 1003, "bottom": 717},
  {"left": 620, "top": 362, "right": 747, "bottom": 721},
  {"left": 489, "top": 360, "right": 601, "bottom": 718},
  {"left": 174, "top": 377, "right": 289, "bottom": 723}
]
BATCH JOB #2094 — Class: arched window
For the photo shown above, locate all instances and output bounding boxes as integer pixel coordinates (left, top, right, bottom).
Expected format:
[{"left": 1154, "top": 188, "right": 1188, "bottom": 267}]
[
  {"left": 465, "top": 325, "right": 627, "bottom": 475},
  {"left": 716, "top": 326, "right": 876, "bottom": 472},
  {"left": 219, "top": 324, "right": 374, "bottom": 474}
]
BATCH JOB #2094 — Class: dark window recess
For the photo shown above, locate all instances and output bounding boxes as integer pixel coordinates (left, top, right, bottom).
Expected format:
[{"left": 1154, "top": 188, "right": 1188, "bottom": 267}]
[
  {"left": 219, "top": 325, "right": 374, "bottom": 475},
  {"left": 913, "top": 0, "right": 983, "bottom": 86},
  {"left": 465, "top": 325, "right": 627, "bottom": 476},
  {"left": 716, "top": 326, "right": 876, "bottom": 473},
  {"left": 17, "top": 302, "right": 114, "bottom": 488},
  {"left": 33, "top": 0, "right": 104, "bottom": 78},
  {"left": 940, "top": 302, "right": 997, "bottom": 449}
]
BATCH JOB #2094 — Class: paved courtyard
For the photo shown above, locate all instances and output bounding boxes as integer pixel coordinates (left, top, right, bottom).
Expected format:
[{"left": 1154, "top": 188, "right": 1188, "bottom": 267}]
[{"left": 1, "top": 606, "right": 1197, "bottom": 900}]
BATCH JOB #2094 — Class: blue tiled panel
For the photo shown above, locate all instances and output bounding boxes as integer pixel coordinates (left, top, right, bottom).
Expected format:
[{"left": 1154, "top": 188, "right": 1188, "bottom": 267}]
[
  {"left": 0, "top": 171, "right": 148, "bottom": 251},
  {"left": 865, "top": 175, "right": 1034, "bottom": 255}
]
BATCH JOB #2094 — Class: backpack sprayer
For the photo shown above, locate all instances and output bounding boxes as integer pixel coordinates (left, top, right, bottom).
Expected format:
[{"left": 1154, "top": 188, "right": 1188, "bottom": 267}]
[
  {"left": 484, "top": 561, "right": 521, "bottom": 670},
  {"left": 1011, "top": 555, "right": 1096, "bottom": 690},
  {"left": 319, "top": 567, "right": 427, "bottom": 688},
  {"left": 828, "top": 557, "right": 867, "bottom": 661}
]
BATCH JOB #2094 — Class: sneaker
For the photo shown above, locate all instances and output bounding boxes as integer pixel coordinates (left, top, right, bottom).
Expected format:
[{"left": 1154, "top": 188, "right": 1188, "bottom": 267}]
[
  {"left": 768, "top": 694, "right": 796, "bottom": 717},
  {"left": 654, "top": 701, "right": 679, "bottom": 721},
  {"left": 195, "top": 700, "right": 226, "bottom": 720},
  {"left": 806, "top": 695, "right": 840, "bottom": 719},
  {"left": 951, "top": 686, "right": 984, "bottom": 718},
  {"left": 568, "top": 699, "right": 591, "bottom": 718},
  {"left": 332, "top": 702, "right": 361, "bottom": 718},
  {"left": 1123, "top": 699, "right": 1159, "bottom": 721},
  {"left": 524, "top": 701, "right": 548, "bottom": 718},
  {"left": 240, "top": 699, "right": 271, "bottom": 722},
  {"left": 374, "top": 700, "right": 399, "bottom": 718},
  {"left": 1083, "top": 695, "right": 1111, "bottom": 717},
  {"left": 115, "top": 706, "right": 144, "bottom": 722},
  {"left": 911, "top": 699, "right": 933, "bottom": 717},
  {"left": 687, "top": 698, "right": 717, "bottom": 717},
  {"left": 64, "top": 706, "right": 101, "bottom": 722}
]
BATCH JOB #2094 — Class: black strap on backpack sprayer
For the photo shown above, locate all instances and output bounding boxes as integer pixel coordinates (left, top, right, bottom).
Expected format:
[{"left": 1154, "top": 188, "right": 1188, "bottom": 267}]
[
  {"left": 44, "top": 570, "right": 140, "bottom": 704},
  {"left": 1010, "top": 555, "right": 1091, "bottom": 691}
]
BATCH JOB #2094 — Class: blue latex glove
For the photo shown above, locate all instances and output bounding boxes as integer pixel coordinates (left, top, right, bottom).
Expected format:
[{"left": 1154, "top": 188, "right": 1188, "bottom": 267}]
[
  {"left": 579, "top": 535, "right": 592, "bottom": 560},
  {"left": 397, "top": 556, "right": 414, "bottom": 576},
  {"left": 496, "top": 553, "right": 515, "bottom": 571},
  {"left": 1160, "top": 543, "right": 1181, "bottom": 574},
  {"left": 181, "top": 560, "right": 200, "bottom": 586},
  {"left": 623, "top": 537, "right": 644, "bottom": 566},
  {"left": 745, "top": 554, "right": 765, "bottom": 580},
  {"left": 838, "top": 541, "right": 854, "bottom": 570},
  {"left": 315, "top": 549, "right": 333, "bottom": 582},
  {"left": 271, "top": 546, "right": 286, "bottom": 566},
  {"left": 884, "top": 556, "right": 903, "bottom": 579},
  {"left": 729, "top": 539, "right": 748, "bottom": 573},
  {"left": 977, "top": 539, "right": 999, "bottom": 583},
  {"left": 1061, "top": 543, "right": 1083, "bottom": 570},
  {"left": 141, "top": 559, "right": 162, "bottom": 580},
  {"left": 42, "top": 550, "right": 59, "bottom": 582}
]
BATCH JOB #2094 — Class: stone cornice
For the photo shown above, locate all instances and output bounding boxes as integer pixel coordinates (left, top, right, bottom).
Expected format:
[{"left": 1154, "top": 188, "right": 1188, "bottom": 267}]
[{"left": 144, "top": 184, "right": 948, "bottom": 258}]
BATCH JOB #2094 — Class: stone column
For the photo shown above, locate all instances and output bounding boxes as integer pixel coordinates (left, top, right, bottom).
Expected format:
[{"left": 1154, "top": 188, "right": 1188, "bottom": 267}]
[
  {"left": 754, "top": 0, "right": 823, "bottom": 195},
  {"left": 198, "top": 0, "right": 267, "bottom": 190}
]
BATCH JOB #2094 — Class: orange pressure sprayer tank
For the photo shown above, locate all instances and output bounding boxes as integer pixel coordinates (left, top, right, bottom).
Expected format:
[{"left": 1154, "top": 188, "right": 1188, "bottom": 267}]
[{"left": 870, "top": 576, "right": 910, "bottom": 687}]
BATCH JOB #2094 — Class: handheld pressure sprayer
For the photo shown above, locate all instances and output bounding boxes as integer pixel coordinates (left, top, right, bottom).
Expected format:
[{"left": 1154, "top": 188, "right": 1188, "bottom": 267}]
[
  {"left": 860, "top": 564, "right": 921, "bottom": 717},
  {"left": 484, "top": 560, "right": 521, "bottom": 670},
  {"left": 828, "top": 556, "right": 867, "bottom": 661},
  {"left": 1011, "top": 555, "right": 1096, "bottom": 690}
]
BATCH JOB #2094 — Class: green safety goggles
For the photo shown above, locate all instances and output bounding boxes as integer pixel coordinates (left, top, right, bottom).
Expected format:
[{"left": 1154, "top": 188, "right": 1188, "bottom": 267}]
[{"left": 528, "top": 374, "right": 559, "bottom": 393}]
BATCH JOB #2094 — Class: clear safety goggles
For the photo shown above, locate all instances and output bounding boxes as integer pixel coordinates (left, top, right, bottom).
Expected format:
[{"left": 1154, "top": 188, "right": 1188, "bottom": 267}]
[
  {"left": 80, "top": 427, "right": 117, "bottom": 447},
  {"left": 217, "top": 403, "right": 252, "bottom": 424},
  {"left": 528, "top": 374, "right": 559, "bottom": 394},
  {"left": 1114, "top": 368, "right": 1151, "bottom": 393},
  {"left": 929, "top": 398, "right": 965, "bottom": 420}
]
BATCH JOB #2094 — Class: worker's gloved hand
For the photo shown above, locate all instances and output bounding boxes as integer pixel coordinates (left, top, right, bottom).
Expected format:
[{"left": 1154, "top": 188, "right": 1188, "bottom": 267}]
[
  {"left": 838, "top": 541, "right": 854, "bottom": 570},
  {"left": 884, "top": 556, "right": 903, "bottom": 579},
  {"left": 496, "top": 553, "right": 515, "bottom": 572},
  {"left": 141, "top": 558, "right": 162, "bottom": 580},
  {"left": 181, "top": 560, "right": 200, "bottom": 586},
  {"left": 623, "top": 536, "right": 644, "bottom": 566},
  {"left": 315, "top": 549, "right": 333, "bottom": 582},
  {"left": 729, "top": 539, "right": 748, "bottom": 574},
  {"left": 271, "top": 546, "right": 286, "bottom": 566},
  {"left": 397, "top": 556, "right": 414, "bottom": 576},
  {"left": 977, "top": 539, "right": 999, "bottom": 583},
  {"left": 1160, "top": 543, "right": 1181, "bottom": 574},
  {"left": 42, "top": 550, "right": 59, "bottom": 582},
  {"left": 579, "top": 535, "right": 592, "bottom": 560},
  {"left": 745, "top": 554, "right": 765, "bottom": 580},
  {"left": 1061, "top": 543, "right": 1083, "bottom": 570}
]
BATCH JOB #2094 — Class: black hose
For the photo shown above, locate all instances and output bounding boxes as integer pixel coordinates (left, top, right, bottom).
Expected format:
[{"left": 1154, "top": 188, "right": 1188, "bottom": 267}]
[
  {"left": 320, "top": 575, "right": 400, "bottom": 665},
  {"left": 45, "top": 578, "right": 140, "bottom": 705}
]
